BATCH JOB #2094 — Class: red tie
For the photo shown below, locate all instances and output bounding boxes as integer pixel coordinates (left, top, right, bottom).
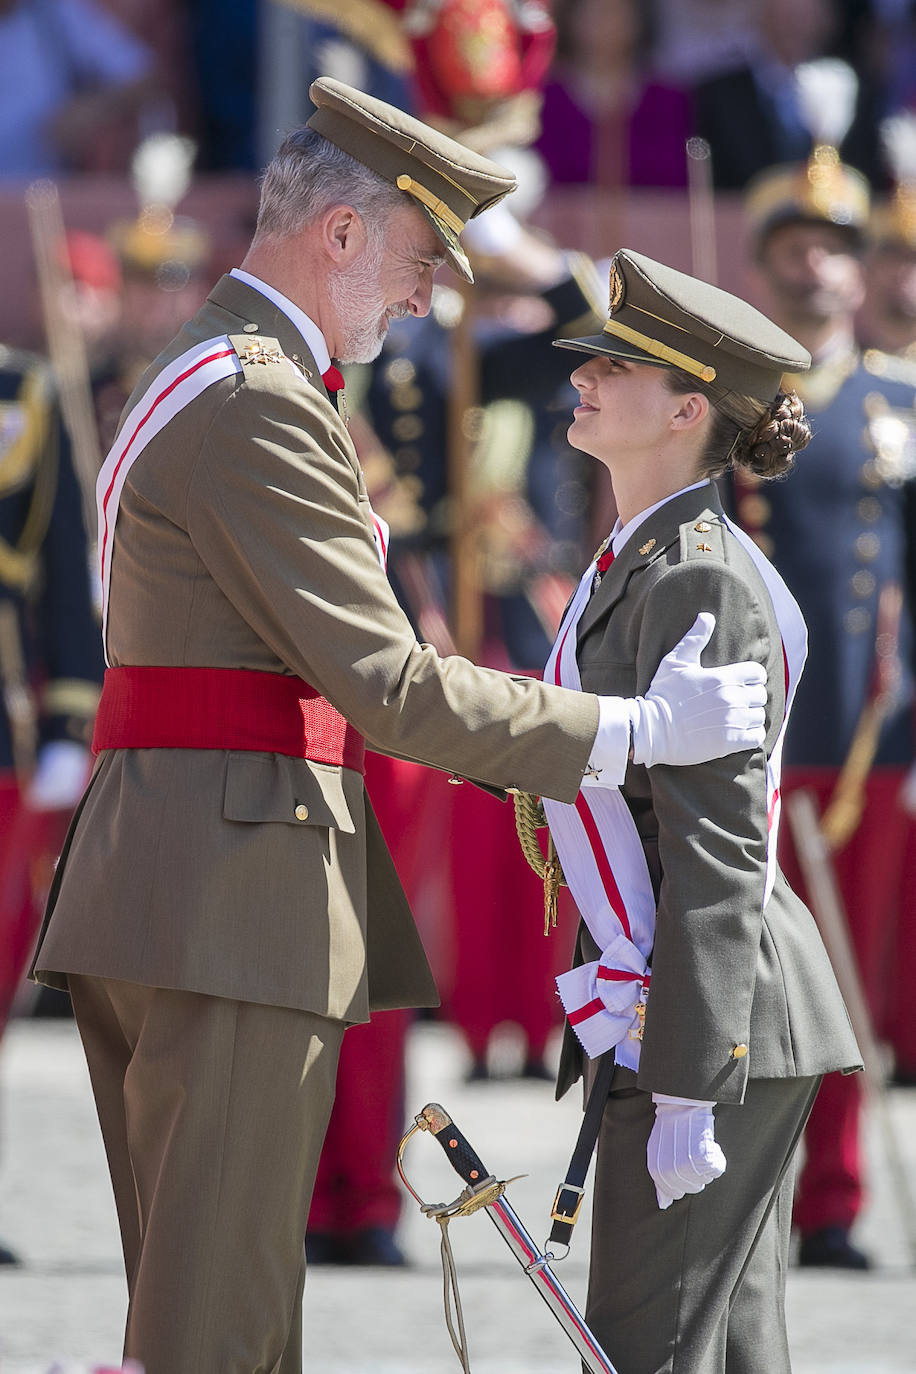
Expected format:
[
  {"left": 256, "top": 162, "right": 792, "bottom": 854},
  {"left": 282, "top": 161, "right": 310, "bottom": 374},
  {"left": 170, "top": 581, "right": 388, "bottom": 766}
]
[
  {"left": 321, "top": 365, "right": 345, "bottom": 392},
  {"left": 596, "top": 547, "right": 615, "bottom": 574}
]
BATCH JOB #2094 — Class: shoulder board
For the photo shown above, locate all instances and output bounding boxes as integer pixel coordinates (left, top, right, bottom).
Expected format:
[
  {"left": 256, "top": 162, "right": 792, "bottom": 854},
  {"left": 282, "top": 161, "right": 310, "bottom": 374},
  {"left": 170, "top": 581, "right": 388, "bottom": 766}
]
[
  {"left": 862, "top": 348, "right": 916, "bottom": 390},
  {"left": 680, "top": 513, "right": 726, "bottom": 563},
  {"left": 228, "top": 333, "right": 318, "bottom": 392},
  {"left": 229, "top": 333, "right": 286, "bottom": 368}
]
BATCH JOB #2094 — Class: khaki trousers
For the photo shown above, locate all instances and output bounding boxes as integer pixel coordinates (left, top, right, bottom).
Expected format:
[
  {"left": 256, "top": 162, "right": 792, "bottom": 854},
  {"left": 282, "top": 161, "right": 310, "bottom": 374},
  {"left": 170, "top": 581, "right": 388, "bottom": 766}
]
[
  {"left": 586, "top": 1071, "right": 821, "bottom": 1374},
  {"left": 69, "top": 974, "right": 345, "bottom": 1374}
]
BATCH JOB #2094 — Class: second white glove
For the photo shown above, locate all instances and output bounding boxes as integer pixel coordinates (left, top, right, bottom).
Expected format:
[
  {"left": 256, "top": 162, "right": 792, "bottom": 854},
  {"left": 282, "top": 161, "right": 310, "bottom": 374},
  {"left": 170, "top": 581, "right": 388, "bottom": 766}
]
[{"left": 647, "top": 1094, "right": 727, "bottom": 1210}]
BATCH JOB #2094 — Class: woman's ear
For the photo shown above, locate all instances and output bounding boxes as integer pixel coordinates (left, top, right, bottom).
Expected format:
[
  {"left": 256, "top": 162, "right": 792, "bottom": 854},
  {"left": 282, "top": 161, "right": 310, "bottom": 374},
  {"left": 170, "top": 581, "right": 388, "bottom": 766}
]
[{"left": 670, "top": 391, "right": 710, "bottom": 432}]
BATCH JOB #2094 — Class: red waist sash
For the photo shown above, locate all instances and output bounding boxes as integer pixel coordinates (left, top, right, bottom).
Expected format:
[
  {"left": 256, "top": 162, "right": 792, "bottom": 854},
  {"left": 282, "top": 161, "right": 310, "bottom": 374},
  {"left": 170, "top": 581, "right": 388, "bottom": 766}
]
[{"left": 92, "top": 666, "right": 366, "bottom": 773}]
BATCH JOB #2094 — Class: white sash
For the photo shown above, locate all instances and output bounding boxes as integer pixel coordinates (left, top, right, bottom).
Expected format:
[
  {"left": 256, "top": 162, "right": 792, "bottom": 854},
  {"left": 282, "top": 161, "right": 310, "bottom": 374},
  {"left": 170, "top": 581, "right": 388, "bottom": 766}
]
[
  {"left": 97, "top": 337, "right": 391, "bottom": 665},
  {"left": 544, "top": 523, "right": 807, "bottom": 1064},
  {"left": 97, "top": 337, "right": 242, "bottom": 665}
]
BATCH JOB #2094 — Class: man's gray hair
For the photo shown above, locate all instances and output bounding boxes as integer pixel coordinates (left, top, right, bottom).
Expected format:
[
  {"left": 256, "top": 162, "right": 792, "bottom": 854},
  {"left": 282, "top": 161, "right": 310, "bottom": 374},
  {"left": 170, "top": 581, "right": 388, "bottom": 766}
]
[{"left": 254, "top": 128, "right": 407, "bottom": 243}]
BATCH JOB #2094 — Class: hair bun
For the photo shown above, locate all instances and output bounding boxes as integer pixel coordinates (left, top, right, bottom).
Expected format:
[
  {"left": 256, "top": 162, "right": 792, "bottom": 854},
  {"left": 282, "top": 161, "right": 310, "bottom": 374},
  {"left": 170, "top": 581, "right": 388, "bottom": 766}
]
[{"left": 735, "top": 390, "right": 811, "bottom": 478}]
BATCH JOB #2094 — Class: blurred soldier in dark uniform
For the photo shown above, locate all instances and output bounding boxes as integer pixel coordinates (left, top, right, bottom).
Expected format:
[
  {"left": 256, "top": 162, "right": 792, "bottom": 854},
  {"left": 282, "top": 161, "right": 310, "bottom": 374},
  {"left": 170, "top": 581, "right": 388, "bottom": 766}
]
[
  {"left": 856, "top": 115, "right": 916, "bottom": 1085},
  {"left": 857, "top": 115, "right": 916, "bottom": 362},
  {"left": 736, "top": 152, "right": 916, "bottom": 1267},
  {"left": 0, "top": 342, "right": 103, "bottom": 1261}
]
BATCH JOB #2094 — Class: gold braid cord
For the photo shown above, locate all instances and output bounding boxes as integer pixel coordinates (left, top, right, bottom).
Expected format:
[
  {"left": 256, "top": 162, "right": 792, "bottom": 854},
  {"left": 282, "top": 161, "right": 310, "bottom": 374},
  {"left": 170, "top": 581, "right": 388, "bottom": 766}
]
[{"left": 513, "top": 792, "right": 566, "bottom": 935}]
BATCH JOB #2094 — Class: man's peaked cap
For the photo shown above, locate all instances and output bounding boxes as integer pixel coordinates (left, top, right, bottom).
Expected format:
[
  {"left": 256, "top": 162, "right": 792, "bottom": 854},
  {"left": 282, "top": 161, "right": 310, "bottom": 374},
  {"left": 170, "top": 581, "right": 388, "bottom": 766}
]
[{"left": 307, "top": 77, "right": 517, "bottom": 282}]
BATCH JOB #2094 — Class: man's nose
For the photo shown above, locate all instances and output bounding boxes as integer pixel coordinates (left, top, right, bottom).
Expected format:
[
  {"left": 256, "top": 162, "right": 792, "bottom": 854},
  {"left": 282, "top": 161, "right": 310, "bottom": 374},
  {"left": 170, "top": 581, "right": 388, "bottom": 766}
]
[{"left": 408, "top": 274, "right": 434, "bottom": 317}]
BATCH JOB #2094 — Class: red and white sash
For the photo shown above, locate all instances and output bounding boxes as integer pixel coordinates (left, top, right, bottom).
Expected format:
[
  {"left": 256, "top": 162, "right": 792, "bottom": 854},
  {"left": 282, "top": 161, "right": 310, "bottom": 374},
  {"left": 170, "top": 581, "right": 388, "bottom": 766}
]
[
  {"left": 96, "top": 336, "right": 390, "bottom": 664},
  {"left": 543, "top": 521, "right": 807, "bottom": 1064}
]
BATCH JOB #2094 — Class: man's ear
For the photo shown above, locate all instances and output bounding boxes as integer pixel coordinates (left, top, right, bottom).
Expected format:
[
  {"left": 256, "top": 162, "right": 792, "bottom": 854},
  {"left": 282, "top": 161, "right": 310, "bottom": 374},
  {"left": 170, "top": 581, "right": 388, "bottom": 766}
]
[
  {"left": 670, "top": 391, "right": 710, "bottom": 432},
  {"left": 319, "top": 203, "right": 367, "bottom": 266}
]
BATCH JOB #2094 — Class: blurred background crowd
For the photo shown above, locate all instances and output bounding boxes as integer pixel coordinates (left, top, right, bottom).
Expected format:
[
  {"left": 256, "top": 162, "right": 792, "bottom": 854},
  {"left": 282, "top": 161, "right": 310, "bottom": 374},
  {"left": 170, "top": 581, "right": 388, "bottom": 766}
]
[{"left": 2, "top": 0, "right": 916, "bottom": 1293}]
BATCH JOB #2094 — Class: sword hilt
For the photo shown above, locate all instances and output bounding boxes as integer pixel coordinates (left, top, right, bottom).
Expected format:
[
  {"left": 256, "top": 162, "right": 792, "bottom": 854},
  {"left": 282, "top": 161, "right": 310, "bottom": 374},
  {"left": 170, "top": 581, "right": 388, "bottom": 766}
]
[{"left": 419, "top": 1103, "right": 492, "bottom": 1188}]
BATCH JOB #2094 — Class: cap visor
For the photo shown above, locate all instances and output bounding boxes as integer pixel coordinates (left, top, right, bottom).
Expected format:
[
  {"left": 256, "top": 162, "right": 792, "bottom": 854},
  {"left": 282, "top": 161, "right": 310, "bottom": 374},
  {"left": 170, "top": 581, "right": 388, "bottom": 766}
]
[
  {"left": 417, "top": 205, "right": 473, "bottom": 282},
  {"left": 553, "top": 332, "right": 673, "bottom": 368}
]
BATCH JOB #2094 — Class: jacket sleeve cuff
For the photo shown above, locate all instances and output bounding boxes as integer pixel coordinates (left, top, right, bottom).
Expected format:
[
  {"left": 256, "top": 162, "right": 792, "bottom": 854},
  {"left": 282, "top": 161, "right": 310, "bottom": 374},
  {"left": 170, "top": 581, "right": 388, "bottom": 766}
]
[{"left": 585, "top": 696, "right": 633, "bottom": 787}]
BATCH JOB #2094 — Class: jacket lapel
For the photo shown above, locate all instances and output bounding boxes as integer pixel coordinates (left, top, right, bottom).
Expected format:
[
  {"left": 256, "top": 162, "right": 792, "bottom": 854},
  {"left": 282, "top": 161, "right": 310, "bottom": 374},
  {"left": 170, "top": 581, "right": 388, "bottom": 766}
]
[{"left": 577, "top": 483, "right": 724, "bottom": 642}]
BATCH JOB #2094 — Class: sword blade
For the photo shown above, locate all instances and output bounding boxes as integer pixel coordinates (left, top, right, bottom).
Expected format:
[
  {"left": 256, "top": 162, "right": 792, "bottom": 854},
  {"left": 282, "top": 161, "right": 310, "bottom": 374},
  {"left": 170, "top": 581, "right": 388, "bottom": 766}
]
[{"left": 484, "top": 1194, "right": 618, "bottom": 1374}]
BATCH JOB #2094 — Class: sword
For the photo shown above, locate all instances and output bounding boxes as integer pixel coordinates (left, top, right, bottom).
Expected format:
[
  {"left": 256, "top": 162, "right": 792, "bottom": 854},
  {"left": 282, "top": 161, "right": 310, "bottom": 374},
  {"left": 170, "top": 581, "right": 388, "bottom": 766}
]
[{"left": 397, "top": 1102, "right": 618, "bottom": 1374}]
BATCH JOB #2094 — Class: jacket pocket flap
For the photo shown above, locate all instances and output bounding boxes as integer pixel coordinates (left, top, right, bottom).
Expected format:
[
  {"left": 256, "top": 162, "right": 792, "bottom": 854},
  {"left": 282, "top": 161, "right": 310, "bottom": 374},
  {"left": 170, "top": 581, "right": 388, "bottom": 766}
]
[{"left": 223, "top": 753, "right": 356, "bottom": 833}]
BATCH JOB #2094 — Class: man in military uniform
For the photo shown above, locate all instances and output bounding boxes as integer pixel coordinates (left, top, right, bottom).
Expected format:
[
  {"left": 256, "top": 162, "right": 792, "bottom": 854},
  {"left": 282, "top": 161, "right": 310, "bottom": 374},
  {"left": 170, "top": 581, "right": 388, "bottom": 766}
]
[
  {"left": 737, "top": 155, "right": 916, "bottom": 1267},
  {"left": 28, "top": 81, "right": 770, "bottom": 1371},
  {"left": 0, "top": 342, "right": 102, "bottom": 1261}
]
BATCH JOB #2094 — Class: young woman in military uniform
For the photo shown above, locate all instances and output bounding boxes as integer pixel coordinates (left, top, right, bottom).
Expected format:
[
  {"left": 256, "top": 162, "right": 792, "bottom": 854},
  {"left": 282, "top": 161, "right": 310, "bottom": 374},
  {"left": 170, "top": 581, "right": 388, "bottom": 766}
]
[{"left": 540, "top": 249, "right": 862, "bottom": 1373}]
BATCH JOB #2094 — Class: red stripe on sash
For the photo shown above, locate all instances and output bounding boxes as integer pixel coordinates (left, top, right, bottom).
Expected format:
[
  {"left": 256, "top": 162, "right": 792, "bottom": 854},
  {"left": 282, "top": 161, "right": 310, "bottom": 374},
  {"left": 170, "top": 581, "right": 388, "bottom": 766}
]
[
  {"left": 574, "top": 793, "right": 633, "bottom": 941},
  {"left": 568, "top": 998, "right": 605, "bottom": 1026},
  {"left": 99, "top": 348, "right": 234, "bottom": 581}
]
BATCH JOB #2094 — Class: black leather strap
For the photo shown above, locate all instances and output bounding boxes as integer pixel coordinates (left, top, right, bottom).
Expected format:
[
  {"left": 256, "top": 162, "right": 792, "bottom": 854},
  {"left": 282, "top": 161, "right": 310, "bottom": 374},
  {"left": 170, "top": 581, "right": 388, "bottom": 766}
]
[{"left": 548, "top": 1052, "right": 616, "bottom": 1249}]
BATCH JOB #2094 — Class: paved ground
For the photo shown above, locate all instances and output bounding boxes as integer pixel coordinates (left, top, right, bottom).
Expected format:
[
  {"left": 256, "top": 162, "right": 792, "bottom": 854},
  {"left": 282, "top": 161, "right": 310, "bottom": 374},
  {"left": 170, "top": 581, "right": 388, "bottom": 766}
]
[{"left": 0, "top": 1017, "right": 914, "bottom": 1373}]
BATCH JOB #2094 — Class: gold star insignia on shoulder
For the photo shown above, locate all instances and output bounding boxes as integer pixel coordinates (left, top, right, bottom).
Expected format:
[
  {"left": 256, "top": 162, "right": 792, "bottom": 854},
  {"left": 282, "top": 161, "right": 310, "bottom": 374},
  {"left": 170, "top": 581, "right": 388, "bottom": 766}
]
[
  {"left": 238, "top": 338, "right": 282, "bottom": 365},
  {"left": 697, "top": 542, "right": 713, "bottom": 552},
  {"left": 638, "top": 538, "right": 656, "bottom": 556},
  {"left": 694, "top": 520, "right": 712, "bottom": 533}
]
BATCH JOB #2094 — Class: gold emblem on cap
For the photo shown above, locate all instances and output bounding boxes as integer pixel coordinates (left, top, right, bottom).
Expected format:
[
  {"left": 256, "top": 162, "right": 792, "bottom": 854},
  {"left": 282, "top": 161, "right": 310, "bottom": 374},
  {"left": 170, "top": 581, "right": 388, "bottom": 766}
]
[
  {"left": 396, "top": 174, "right": 465, "bottom": 235},
  {"left": 608, "top": 261, "right": 625, "bottom": 313},
  {"left": 638, "top": 538, "right": 656, "bottom": 556},
  {"left": 695, "top": 521, "right": 712, "bottom": 533}
]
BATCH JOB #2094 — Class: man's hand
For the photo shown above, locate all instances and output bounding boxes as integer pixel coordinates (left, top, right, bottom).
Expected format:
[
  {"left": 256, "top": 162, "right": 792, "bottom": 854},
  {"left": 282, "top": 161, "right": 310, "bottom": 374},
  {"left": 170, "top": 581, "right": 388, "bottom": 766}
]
[
  {"left": 630, "top": 612, "right": 767, "bottom": 769},
  {"left": 647, "top": 1094, "right": 727, "bottom": 1210}
]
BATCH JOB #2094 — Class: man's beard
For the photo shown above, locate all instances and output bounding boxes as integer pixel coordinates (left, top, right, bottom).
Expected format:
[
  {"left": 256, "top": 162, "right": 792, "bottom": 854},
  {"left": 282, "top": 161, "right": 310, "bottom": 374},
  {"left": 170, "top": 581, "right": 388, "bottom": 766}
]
[{"left": 329, "top": 239, "right": 407, "bottom": 364}]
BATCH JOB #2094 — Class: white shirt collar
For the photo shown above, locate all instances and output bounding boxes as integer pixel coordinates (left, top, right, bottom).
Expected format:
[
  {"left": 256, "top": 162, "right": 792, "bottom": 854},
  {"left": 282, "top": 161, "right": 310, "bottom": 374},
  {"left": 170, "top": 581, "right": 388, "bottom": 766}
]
[
  {"left": 609, "top": 479, "right": 711, "bottom": 557},
  {"left": 229, "top": 268, "right": 332, "bottom": 374}
]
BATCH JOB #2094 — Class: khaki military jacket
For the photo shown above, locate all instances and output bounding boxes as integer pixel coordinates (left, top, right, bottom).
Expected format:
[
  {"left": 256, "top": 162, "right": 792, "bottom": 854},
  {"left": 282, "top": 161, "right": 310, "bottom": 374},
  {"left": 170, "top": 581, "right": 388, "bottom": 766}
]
[
  {"left": 32, "top": 274, "right": 598, "bottom": 1022},
  {"left": 557, "top": 483, "right": 861, "bottom": 1105}
]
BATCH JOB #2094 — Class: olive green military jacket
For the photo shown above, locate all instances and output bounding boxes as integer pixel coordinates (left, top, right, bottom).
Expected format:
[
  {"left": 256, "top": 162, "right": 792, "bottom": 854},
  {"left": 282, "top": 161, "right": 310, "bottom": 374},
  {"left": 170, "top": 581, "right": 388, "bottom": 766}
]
[
  {"left": 557, "top": 482, "right": 861, "bottom": 1105},
  {"left": 32, "top": 274, "right": 599, "bottom": 1023}
]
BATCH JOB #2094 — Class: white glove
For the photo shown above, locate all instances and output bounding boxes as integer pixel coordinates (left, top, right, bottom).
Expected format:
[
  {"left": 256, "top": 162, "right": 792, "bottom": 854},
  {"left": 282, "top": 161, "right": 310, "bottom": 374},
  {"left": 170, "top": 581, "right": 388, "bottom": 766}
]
[
  {"left": 647, "top": 1093, "right": 727, "bottom": 1210},
  {"left": 585, "top": 613, "right": 766, "bottom": 786},
  {"left": 631, "top": 611, "right": 766, "bottom": 769},
  {"left": 26, "top": 740, "right": 91, "bottom": 811}
]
